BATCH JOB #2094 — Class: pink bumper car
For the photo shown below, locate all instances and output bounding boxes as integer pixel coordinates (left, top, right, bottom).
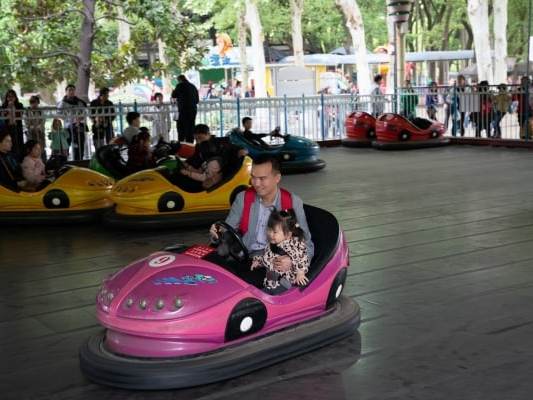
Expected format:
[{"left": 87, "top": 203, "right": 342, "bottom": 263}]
[
  {"left": 373, "top": 113, "right": 450, "bottom": 150},
  {"left": 79, "top": 205, "right": 360, "bottom": 389},
  {"left": 342, "top": 111, "right": 376, "bottom": 147}
]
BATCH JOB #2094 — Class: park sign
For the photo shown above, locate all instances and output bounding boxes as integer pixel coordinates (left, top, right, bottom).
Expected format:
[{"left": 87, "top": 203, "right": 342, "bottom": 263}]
[{"left": 387, "top": 0, "right": 415, "bottom": 24}]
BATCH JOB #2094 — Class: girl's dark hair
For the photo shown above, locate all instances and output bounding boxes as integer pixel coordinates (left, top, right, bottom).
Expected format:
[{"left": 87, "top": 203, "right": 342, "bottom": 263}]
[
  {"left": 132, "top": 129, "right": 150, "bottom": 144},
  {"left": 267, "top": 209, "right": 304, "bottom": 239},
  {"left": 2, "top": 89, "right": 22, "bottom": 107},
  {"left": 0, "top": 131, "right": 11, "bottom": 143},
  {"left": 24, "top": 140, "right": 40, "bottom": 155}
]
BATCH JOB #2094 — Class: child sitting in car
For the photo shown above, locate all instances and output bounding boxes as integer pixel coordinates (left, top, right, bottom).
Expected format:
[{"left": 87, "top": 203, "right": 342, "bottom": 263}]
[
  {"left": 21, "top": 140, "right": 46, "bottom": 191},
  {"left": 126, "top": 128, "right": 155, "bottom": 173},
  {"left": 251, "top": 209, "right": 310, "bottom": 294}
]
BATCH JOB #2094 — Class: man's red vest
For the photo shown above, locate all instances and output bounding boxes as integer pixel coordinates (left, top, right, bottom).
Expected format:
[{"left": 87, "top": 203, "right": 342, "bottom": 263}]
[{"left": 239, "top": 187, "right": 293, "bottom": 234}]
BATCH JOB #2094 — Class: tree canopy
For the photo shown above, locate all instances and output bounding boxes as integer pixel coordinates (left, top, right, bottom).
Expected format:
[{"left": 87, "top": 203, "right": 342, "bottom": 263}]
[{"left": 0, "top": 0, "right": 527, "bottom": 95}]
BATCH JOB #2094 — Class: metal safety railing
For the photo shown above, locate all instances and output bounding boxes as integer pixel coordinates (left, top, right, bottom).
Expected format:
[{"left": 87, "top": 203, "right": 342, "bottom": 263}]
[
  {"left": 1, "top": 86, "right": 531, "bottom": 160},
  {"left": 397, "top": 84, "right": 531, "bottom": 140}
]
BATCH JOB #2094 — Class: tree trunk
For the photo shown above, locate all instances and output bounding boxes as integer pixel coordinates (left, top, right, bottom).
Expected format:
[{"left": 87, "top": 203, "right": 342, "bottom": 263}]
[
  {"left": 336, "top": 0, "right": 371, "bottom": 95},
  {"left": 157, "top": 39, "right": 172, "bottom": 97},
  {"left": 467, "top": 0, "right": 493, "bottom": 83},
  {"left": 117, "top": 6, "right": 131, "bottom": 47},
  {"left": 439, "top": 6, "right": 453, "bottom": 84},
  {"left": 237, "top": 3, "right": 249, "bottom": 91},
  {"left": 289, "top": 0, "right": 305, "bottom": 66},
  {"left": 75, "top": 0, "right": 96, "bottom": 101},
  {"left": 245, "top": 0, "right": 267, "bottom": 98},
  {"left": 493, "top": 0, "right": 508, "bottom": 84},
  {"left": 386, "top": 12, "right": 395, "bottom": 93}
]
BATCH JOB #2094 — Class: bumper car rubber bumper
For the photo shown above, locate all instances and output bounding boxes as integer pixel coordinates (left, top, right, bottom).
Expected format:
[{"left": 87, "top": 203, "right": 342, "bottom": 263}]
[
  {"left": 281, "top": 158, "right": 326, "bottom": 174},
  {"left": 341, "top": 137, "right": 372, "bottom": 147},
  {"left": 79, "top": 295, "right": 360, "bottom": 390},
  {"left": 372, "top": 137, "right": 450, "bottom": 150},
  {"left": 0, "top": 207, "right": 113, "bottom": 225},
  {"left": 103, "top": 208, "right": 230, "bottom": 229}
]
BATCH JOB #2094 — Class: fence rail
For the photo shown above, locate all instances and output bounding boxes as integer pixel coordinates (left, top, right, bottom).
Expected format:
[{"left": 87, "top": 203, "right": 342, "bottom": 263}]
[{"left": 1, "top": 85, "right": 531, "bottom": 160}]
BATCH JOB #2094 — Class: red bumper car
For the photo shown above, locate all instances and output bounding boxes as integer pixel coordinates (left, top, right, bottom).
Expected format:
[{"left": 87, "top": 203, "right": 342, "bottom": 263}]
[
  {"left": 373, "top": 113, "right": 450, "bottom": 150},
  {"left": 342, "top": 111, "right": 376, "bottom": 147}
]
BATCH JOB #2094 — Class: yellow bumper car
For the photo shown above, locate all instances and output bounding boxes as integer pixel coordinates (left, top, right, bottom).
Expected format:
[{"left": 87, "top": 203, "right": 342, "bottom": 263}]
[
  {"left": 0, "top": 166, "right": 114, "bottom": 224},
  {"left": 105, "top": 156, "right": 252, "bottom": 228}
]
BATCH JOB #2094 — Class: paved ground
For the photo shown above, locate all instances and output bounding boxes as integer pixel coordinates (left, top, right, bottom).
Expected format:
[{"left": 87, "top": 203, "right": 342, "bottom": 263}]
[{"left": 1, "top": 145, "right": 533, "bottom": 400}]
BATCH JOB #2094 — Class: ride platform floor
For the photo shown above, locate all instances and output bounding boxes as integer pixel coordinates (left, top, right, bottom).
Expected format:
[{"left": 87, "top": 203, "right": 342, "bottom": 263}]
[{"left": 2, "top": 146, "right": 533, "bottom": 400}]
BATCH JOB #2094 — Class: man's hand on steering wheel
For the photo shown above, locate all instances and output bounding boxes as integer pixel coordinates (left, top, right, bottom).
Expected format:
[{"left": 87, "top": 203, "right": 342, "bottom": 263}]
[
  {"left": 210, "top": 221, "right": 249, "bottom": 262},
  {"left": 209, "top": 223, "right": 220, "bottom": 243}
]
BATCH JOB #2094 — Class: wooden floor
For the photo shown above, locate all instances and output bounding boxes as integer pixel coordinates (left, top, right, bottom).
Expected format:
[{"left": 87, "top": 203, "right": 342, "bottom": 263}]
[{"left": 2, "top": 146, "right": 533, "bottom": 400}]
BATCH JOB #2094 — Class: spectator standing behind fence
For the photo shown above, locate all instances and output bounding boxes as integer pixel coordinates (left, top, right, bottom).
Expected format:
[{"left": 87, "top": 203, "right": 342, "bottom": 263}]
[
  {"left": 456, "top": 75, "right": 470, "bottom": 137},
  {"left": 233, "top": 80, "right": 242, "bottom": 98},
  {"left": 90, "top": 87, "right": 115, "bottom": 149},
  {"left": 443, "top": 83, "right": 456, "bottom": 132},
  {"left": 1, "top": 90, "right": 25, "bottom": 159},
  {"left": 171, "top": 75, "right": 199, "bottom": 143},
  {"left": 48, "top": 118, "right": 70, "bottom": 157},
  {"left": 425, "top": 82, "right": 439, "bottom": 121},
  {"left": 25, "top": 96, "right": 46, "bottom": 152},
  {"left": 400, "top": 80, "right": 418, "bottom": 120},
  {"left": 492, "top": 84, "right": 511, "bottom": 139},
  {"left": 512, "top": 76, "right": 533, "bottom": 139},
  {"left": 472, "top": 81, "right": 492, "bottom": 138},
  {"left": 58, "top": 84, "right": 87, "bottom": 160},
  {"left": 145, "top": 92, "right": 171, "bottom": 143},
  {"left": 371, "top": 74, "right": 385, "bottom": 117}
]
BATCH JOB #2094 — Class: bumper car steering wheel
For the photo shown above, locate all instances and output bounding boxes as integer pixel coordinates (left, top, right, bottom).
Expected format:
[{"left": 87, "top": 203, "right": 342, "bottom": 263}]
[{"left": 211, "top": 221, "right": 249, "bottom": 263}]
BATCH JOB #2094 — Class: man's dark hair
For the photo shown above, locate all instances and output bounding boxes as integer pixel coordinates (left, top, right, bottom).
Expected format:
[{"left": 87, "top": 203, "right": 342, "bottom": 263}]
[
  {"left": 242, "top": 117, "right": 252, "bottom": 125},
  {"left": 374, "top": 74, "right": 383, "bottom": 84},
  {"left": 253, "top": 154, "right": 281, "bottom": 174},
  {"left": 126, "top": 111, "right": 140, "bottom": 125},
  {"left": 66, "top": 84, "right": 76, "bottom": 90},
  {"left": 178, "top": 74, "right": 187, "bottom": 82},
  {"left": 154, "top": 92, "right": 163, "bottom": 100},
  {"left": 100, "top": 87, "right": 110, "bottom": 96},
  {"left": 194, "top": 124, "right": 210, "bottom": 135}
]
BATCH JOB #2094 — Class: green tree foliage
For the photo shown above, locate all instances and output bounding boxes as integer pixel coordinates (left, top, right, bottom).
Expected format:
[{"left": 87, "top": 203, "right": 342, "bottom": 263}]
[
  {"left": 0, "top": 0, "right": 527, "bottom": 95},
  {"left": 2, "top": 0, "right": 206, "bottom": 94},
  {"left": 507, "top": 0, "right": 528, "bottom": 61},
  {"left": 208, "top": 0, "right": 388, "bottom": 54},
  {"left": 407, "top": 0, "right": 469, "bottom": 52}
]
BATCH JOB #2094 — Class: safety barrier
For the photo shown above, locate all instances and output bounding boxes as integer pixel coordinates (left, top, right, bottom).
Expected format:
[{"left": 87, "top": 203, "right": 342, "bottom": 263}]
[{"left": 1, "top": 86, "right": 530, "bottom": 160}]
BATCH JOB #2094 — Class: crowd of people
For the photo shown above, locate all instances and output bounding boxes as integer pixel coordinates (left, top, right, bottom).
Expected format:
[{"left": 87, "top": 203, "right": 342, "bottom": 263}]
[
  {"left": 2, "top": 73, "right": 531, "bottom": 190},
  {"left": 0, "top": 75, "right": 200, "bottom": 165},
  {"left": 0, "top": 85, "right": 264, "bottom": 193},
  {"left": 396, "top": 75, "right": 533, "bottom": 139}
]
